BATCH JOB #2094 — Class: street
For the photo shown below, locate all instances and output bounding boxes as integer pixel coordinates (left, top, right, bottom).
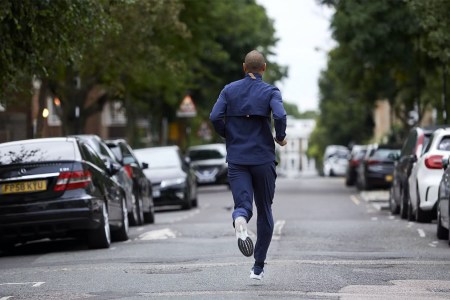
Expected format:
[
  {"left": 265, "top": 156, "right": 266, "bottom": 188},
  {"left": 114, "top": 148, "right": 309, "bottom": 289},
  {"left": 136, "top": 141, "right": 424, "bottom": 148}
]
[{"left": 1, "top": 175, "right": 450, "bottom": 300}]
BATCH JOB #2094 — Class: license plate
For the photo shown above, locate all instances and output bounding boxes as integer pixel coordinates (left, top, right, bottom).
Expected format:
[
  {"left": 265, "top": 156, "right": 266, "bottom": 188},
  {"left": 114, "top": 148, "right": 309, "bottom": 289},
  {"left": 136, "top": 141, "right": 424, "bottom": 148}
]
[
  {"left": 385, "top": 175, "right": 393, "bottom": 182},
  {"left": 1, "top": 180, "right": 47, "bottom": 194}
]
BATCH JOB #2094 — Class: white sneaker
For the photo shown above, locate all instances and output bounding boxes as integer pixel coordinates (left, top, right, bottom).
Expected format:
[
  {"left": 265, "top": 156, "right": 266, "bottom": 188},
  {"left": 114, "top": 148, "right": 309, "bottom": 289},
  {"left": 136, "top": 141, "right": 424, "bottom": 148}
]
[
  {"left": 250, "top": 267, "right": 264, "bottom": 280},
  {"left": 234, "top": 216, "right": 253, "bottom": 257}
]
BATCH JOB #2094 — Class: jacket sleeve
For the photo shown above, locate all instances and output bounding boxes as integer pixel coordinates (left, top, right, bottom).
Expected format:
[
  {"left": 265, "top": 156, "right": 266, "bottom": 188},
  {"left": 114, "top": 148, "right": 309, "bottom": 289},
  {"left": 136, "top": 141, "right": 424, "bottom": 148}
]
[
  {"left": 270, "top": 88, "right": 287, "bottom": 141},
  {"left": 209, "top": 88, "right": 227, "bottom": 138}
]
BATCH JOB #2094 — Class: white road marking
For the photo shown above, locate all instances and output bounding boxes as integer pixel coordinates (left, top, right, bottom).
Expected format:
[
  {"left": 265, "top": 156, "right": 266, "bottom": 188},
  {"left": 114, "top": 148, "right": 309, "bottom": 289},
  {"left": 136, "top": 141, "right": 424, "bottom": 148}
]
[
  {"left": 350, "top": 195, "right": 360, "bottom": 206},
  {"left": 0, "top": 282, "right": 45, "bottom": 287},
  {"left": 417, "top": 229, "right": 426, "bottom": 238},
  {"left": 138, "top": 228, "right": 177, "bottom": 240},
  {"left": 371, "top": 217, "right": 378, "bottom": 221},
  {"left": 0, "top": 297, "right": 13, "bottom": 300},
  {"left": 407, "top": 222, "right": 414, "bottom": 228},
  {"left": 273, "top": 220, "right": 286, "bottom": 240},
  {"left": 388, "top": 216, "right": 395, "bottom": 220}
]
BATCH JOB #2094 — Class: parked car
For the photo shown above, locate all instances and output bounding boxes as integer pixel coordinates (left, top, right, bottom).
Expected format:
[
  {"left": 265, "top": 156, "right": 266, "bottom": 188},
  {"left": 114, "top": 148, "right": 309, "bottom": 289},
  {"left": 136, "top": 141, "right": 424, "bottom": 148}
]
[
  {"left": 134, "top": 146, "right": 198, "bottom": 210},
  {"left": 187, "top": 143, "right": 228, "bottom": 186},
  {"left": 437, "top": 156, "right": 450, "bottom": 242},
  {"left": 322, "top": 145, "right": 349, "bottom": 177},
  {"left": 105, "top": 139, "right": 155, "bottom": 224},
  {"left": 345, "top": 145, "right": 367, "bottom": 186},
  {"left": 356, "top": 144, "right": 400, "bottom": 190},
  {"left": 72, "top": 135, "right": 144, "bottom": 226},
  {"left": 390, "top": 125, "right": 448, "bottom": 218},
  {"left": 408, "top": 128, "right": 450, "bottom": 222},
  {"left": 0, "top": 137, "right": 129, "bottom": 251}
]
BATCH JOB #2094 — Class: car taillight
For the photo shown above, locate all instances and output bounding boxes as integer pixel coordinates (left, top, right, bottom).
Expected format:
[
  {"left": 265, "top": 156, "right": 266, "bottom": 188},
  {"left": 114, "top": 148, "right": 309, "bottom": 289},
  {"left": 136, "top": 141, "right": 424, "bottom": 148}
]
[
  {"left": 54, "top": 170, "right": 92, "bottom": 191},
  {"left": 350, "top": 159, "right": 359, "bottom": 167},
  {"left": 424, "top": 155, "right": 443, "bottom": 169},
  {"left": 367, "top": 160, "right": 380, "bottom": 165},
  {"left": 124, "top": 165, "right": 133, "bottom": 178}
]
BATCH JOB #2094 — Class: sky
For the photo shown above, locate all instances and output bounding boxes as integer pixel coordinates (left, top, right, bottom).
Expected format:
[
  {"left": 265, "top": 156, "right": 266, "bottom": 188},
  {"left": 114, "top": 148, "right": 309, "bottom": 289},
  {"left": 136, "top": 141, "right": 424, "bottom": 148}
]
[{"left": 256, "top": 0, "right": 335, "bottom": 112}]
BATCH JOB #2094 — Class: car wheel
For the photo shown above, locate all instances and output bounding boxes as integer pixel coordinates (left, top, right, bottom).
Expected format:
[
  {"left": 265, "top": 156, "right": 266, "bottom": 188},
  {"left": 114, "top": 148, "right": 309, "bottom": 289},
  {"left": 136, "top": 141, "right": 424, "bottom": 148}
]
[
  {"left": 415, "top": 185, "right": 431, "bottom": 223},
  {"left": 144, "top": 204, "right": 155, "bottom": 224},
  {"left": 389, "top": 187, "right": 400, "bottom": 215},
  {"left": 407, "top": 193, "right": 415, "bottom": 222},
  {"left": 400, "top": 187, "right": 409, "bottom": 219},
  {"left": 88, "top": 202, "right": 111, "bottom": 249},
  {"left": 112, "top": 195, "right": 129, "bottom": 242},
  {"left": 181, "top": 189, "right": 192, "bottom": 210},
  {"left": 128, "top": 194, "right": 139, "bottom": 226},
  {"left": 191, "top": 197, "right": 198, "bottom": 208},
  {"left": 437, "top": 204, "right": 448, "bottom": 240},
  {"left": 329, "top": 169, "right": 335, "bottom": 177}
]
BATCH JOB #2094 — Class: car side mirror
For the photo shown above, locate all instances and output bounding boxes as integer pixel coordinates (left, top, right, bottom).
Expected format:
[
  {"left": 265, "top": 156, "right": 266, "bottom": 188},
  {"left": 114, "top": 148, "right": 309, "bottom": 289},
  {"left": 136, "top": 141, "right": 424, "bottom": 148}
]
[
  {"left": 141, "top": 162, "right": 149, "bottom": 170},
  {"left": 184, "top": 156, "right": 191, "bottom": 165},
  {"left": 408, "top": 154, "right": 417, "bottom": 163},
  {"left": 442, "top": 157, "right": 449, "bottom": 170},
  {"left": 108, "top": 161, "right": 122, "bottom": 175}
]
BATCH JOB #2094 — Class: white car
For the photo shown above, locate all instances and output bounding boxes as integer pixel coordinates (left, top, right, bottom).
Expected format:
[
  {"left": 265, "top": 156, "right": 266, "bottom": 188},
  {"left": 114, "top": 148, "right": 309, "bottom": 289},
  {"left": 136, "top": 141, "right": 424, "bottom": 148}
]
[
  {"left": 323, "top": 145, "right": 349, "bottom": 177},
  {"left": 408, "top": 128, "right": 450, "bottom": 222}
]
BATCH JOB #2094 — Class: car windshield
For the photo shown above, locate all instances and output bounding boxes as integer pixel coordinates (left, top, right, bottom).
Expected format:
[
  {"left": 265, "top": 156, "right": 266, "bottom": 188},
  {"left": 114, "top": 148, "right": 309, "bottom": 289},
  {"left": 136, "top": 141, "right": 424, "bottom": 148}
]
[
  {"left": 134, "top": 148, "right": 180, "bottom": 169},
  {"left": 371, "top": 149, "right": 400, "bottom": 161},
  {"left": 189, "top": 149, "right": 224, "bottom": 161},
  {"left": 0, "top": 141, "right": 75, "bottom": 164},
  {"left": 438, "top": 136, "right": 450, "bottom": 151}
]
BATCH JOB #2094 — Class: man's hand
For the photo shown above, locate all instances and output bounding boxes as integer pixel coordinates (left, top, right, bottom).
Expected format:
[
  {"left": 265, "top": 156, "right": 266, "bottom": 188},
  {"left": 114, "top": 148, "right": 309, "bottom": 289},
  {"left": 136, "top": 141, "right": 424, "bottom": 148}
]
[{"left": 274, "top": 137, "right": 287, "bottom": 146}]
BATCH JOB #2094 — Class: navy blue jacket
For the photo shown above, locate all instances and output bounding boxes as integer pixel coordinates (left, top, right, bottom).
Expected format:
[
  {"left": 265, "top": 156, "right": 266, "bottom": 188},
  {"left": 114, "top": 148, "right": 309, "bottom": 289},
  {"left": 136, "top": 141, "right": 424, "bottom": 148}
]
[{"left": 210, "top": 73, "right": 287, "bottom": 165}]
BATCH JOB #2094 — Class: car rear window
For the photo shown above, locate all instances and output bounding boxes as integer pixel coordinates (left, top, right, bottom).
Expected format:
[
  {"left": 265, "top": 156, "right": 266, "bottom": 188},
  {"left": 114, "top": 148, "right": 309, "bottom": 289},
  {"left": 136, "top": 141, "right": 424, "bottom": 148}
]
[
  {"left": 371, "top": 149, "right": 399, "bottom": 161},
  {"left": 189, "top": 149, "right": 224, "bottom": 161},
  {"left": 0, "top": 141, "right": 76, "bottom": 164}
]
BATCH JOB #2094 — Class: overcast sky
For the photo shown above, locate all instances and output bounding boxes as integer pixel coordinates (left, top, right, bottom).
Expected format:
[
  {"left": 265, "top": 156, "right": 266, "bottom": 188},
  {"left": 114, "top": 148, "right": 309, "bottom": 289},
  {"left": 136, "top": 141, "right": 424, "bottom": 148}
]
[{"left": 256, "top": 0, "right": 335, "bottom": 112}]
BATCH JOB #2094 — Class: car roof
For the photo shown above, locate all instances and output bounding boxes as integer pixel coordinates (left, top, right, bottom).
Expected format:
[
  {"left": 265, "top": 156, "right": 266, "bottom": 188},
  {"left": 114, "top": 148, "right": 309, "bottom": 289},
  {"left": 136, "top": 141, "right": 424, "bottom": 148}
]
[
  {"left": 187, "top": 143, "right": 226, "bottom": 151},
  {"left": 0, "top": 137, "right": 77, "bottom": 147}
]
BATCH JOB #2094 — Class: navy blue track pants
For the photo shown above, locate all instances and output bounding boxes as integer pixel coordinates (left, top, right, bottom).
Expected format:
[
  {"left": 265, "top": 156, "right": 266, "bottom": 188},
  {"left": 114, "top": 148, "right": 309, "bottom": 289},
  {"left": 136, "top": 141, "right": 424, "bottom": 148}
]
[{"left": 228, "top": 162, "right": 277, "bottom": 263}]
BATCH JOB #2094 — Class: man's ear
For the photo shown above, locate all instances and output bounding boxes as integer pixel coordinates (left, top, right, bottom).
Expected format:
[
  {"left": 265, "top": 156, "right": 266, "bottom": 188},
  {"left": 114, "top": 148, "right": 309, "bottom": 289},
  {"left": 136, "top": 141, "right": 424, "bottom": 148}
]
[
  {"left": 261, "top": 63, "right": 267, "bottom": 72},
  {"left": 242, "top": 63, "right": 247, "bottom": 73}
]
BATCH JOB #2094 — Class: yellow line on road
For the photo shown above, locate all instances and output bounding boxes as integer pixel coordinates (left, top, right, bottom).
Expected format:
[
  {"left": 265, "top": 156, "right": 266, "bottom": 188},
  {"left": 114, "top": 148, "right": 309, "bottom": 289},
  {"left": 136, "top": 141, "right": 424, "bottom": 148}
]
[{"left": 350, "top": 195, "right": 360, "bottom": 206}]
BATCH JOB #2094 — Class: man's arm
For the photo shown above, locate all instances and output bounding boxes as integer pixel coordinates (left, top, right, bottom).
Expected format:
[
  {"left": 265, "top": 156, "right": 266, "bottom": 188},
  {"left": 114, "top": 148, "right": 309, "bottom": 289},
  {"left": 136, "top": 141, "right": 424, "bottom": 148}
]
[
  {"left": 209, "top": 89, "right": 227, "bottom": 138},
  {"left": 270, "top": 88, "right": 287, "bottom": 145}
]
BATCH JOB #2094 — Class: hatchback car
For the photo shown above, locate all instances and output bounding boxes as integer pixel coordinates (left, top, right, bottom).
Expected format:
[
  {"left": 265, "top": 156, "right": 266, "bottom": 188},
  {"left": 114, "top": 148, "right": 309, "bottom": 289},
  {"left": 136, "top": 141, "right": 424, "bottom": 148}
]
[
  {"left": 0, "top": 137, "right": 129, "bottom": 251},
  {"left": 356, "top": 144, "right": 400, "bottom": 190},
  {"left": 408, "top": 128, "right": 450, "bottom": 222},
  {"left": 322, "top": 145, "right": 349, "bottom": 177},
  {"left": 134, "top": 146, "right": 198, "bottom": 210},
  {"left": 106, "top": 139, "right": 155, "bottom": 223},
  {"left": 73, "top": 135, "right": 144, "bottom": 226},
  {"left": 390, "top": 125, "right": 448, "bottom": 218},
  {"left": 187, "top": 143, "right": 228, "bottom": 186}
]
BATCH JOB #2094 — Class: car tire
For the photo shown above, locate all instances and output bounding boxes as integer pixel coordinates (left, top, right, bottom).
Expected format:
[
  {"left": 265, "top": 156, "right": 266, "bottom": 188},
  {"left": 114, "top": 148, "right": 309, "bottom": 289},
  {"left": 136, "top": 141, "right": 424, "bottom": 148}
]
[
  {"left": 389, "top": 187, "right": 400, "bottom": 215},
  {"left": 191, "top": 197, "right": 198, "bottom": 208},
  {"left": 144, "top": 204, "right": 155, "bottom": 224},
  {"left": 88, "top": 202, "right": 111, "bottom": 249},
  {"left": 437, "top": 205, "right": 448, "bottom": 240},
  {"left": 112, "top": 195, "right": 129, "bottom": 242},
  {"left": 128, "top": 194, "right": 140, "bottom": 226},
  {"left": 181, "top": 189, "right": 192, "bottom": 210},
  {"left": 407, "top": 194, "right": 415, "bottom": 222},
  {"left": 400, "top": 187, "right": 409, "bottom": 219},
  {"left": 415, "top": 185, "right": 432, "bottom": 223}
]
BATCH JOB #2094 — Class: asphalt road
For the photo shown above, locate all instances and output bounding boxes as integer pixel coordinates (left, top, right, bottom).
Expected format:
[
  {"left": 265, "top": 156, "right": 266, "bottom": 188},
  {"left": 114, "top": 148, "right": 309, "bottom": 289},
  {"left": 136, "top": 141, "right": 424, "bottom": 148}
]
[{"left": 1, "top": 175, "right": 450, "bottom": 299}]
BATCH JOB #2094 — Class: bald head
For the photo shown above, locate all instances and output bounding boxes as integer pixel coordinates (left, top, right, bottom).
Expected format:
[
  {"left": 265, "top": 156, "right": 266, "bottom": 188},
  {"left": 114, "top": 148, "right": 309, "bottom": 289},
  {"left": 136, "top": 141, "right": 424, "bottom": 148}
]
[{"left": 243, "top": 50, "right": 266, "bottom": 74}]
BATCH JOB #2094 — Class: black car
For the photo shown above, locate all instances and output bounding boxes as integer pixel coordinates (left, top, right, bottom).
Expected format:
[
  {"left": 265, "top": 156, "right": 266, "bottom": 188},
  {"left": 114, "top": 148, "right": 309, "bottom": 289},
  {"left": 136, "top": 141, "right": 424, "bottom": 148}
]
[
  {"left": 356, "top": 144, "right": 400, "bottom": 190},
  {"left": 0, "top": 137, "right": 129, "bottom": 251},
  {"left": 437, "top": 156, "right": 450, "bottom": 243},
  {"left": 187, "top": 143, "right": 228, "bottom": 186},
  {"left": 73, "top": 135, "right": 144, "bottom": 226},
  {"left": 106, "top": 139, "right": 155, "bottom": 224},
  {"left": 389, "top": 126, "right": 448, "bottom": 218},
  {"left": 134, "top": 146, "right": 198, "bottom": 210}
]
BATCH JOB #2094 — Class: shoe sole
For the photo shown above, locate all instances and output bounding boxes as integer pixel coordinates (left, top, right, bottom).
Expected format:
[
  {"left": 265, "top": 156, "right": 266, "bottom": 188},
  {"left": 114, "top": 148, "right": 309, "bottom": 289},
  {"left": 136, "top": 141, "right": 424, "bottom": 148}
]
[{"left": 238, "top": 237, "right": 254, "bottom": 257}]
